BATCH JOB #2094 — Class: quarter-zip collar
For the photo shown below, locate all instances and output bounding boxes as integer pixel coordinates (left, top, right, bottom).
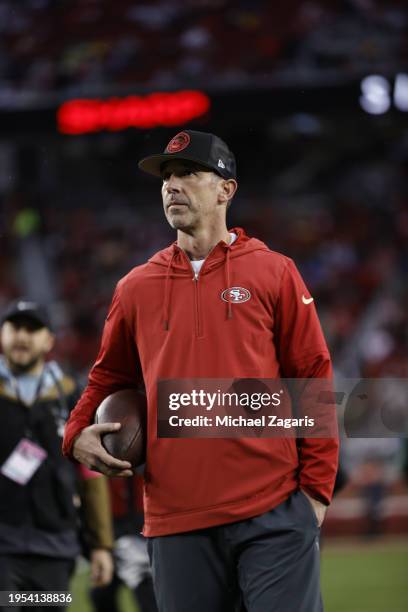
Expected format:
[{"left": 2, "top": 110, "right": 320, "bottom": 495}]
[{"left": 148, "top": 227, "right": 269, "bottom": 331}]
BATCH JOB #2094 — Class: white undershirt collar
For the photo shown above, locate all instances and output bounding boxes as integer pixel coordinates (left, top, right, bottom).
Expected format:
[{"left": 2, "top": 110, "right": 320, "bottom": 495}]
[{"left": 190, "top": 232, "right": 237, "bottom": 277}]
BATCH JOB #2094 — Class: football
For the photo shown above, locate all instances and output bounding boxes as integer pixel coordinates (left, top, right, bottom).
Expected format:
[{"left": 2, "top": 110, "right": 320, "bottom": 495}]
[{"left": 95, "top": 388, "right": 147, "bottom": 467}]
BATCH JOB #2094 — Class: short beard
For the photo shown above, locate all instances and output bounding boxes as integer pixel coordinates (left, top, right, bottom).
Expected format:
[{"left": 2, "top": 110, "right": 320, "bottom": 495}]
[{"left": 8, "top": 356, "right": 42, "bottom": 375}]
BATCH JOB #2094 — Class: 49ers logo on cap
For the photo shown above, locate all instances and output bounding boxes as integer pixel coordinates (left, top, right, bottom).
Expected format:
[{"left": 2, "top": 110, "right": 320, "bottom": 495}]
[
  {"left": 166, "top": 131, "right": 190, "bottom": 153},
  {"left": 221, "top": 287, "right": 251, "bottom": 304}
]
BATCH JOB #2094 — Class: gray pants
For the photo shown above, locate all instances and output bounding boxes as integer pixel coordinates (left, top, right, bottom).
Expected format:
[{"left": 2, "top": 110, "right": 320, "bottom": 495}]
[{"left": 147, "top": 489, "right": 323, "bottom": 612}]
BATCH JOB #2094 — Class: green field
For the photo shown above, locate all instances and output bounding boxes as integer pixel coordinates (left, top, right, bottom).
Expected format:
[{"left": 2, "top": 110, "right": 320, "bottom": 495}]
[
  {"left": 69, "top": 540, "right": 408, "bottom": 612},
  {"left": 321, "top": 541, "right": 408, "bottom": 612}
]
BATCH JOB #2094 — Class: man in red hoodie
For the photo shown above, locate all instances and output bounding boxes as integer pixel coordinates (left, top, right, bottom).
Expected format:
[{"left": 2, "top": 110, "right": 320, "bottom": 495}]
[{"left": 63, "top": 130, "right": 339, "bottom": 612}]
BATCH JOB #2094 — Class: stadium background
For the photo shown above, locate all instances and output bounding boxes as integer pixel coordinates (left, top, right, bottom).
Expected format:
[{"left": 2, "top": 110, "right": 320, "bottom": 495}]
[{"left": 0, "top": 0, "right": 407, "bottom": 610}]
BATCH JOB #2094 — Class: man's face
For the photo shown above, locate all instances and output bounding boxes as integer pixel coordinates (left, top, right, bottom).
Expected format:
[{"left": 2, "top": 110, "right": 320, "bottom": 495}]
[
  {"left": 161, "top": 160, "right": 225, "bottom": 232},
  {"left": 0, "top": 317, "right": 54, "bottom": 373}
]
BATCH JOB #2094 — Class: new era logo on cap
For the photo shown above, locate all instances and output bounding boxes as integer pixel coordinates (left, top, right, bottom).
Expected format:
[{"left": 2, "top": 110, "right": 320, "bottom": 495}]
[{"left": 138, "top": 130, "right": 237, "bottom": 180}]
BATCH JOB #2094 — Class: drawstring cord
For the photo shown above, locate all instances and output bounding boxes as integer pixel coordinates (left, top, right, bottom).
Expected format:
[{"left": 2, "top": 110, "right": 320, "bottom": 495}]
[
  {"left": 163, "top": 242, "right": 234, "bottom": 330},
  {"left": 163, "top": 250, "right": 176, "bottom": 331},
  {"left": 225, "top": 246, "right": 233, "bottom": 320}
]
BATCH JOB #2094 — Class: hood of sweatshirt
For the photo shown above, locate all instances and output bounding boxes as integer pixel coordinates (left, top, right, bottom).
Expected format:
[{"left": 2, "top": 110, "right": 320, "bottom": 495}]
[{"left": 147, "top": 227, "right": 270, "bottom": 329}]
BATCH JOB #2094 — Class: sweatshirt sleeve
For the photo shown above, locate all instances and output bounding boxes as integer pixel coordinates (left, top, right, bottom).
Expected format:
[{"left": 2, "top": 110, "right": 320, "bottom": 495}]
[
  {"left": 62, "top": 285, "right": 143, "bottom": 458},
  {"left": 274, "top": 258, "right": 339, "bottom": 505}
]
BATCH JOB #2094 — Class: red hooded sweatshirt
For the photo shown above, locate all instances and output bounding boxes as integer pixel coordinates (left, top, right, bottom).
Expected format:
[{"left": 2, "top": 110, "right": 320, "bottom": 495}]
[{"left": 63, "top": 228, "right": 338, "bottom": 536}]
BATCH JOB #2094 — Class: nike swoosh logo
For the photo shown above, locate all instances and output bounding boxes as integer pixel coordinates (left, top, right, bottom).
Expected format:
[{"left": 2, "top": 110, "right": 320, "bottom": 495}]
[{"left": 302, "top": 295, "right": 314, "bottom": 305}]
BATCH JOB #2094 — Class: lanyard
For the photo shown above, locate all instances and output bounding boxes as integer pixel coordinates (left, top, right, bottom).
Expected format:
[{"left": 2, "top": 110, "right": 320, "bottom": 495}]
[
  {"left": 6, "top": 363, "right": 68, "bottom": 415},
  {"left": 7, "top": 363, "right": 70, "bottom": 443},
  {"left": 8, "top": 367, "right": 47, "bottom": 407}
]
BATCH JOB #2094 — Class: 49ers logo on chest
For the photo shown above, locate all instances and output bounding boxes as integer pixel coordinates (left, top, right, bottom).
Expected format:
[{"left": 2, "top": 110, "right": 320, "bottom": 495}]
[{"left": 221, "top": 286, "right": 251, "bottom": 304}]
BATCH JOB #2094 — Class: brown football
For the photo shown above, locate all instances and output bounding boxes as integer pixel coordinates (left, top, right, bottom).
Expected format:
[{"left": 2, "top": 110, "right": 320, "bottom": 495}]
[{"left": 95, "top": 388, "right": 147, "bottom": 467}]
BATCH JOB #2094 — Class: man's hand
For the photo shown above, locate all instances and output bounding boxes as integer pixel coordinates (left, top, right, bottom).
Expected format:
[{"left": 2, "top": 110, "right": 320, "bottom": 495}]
[
  {"left": 301, "top": 490, "right": 328, "bottom": 527},
  {"left": 72, "top": 423, "right": 133, "bottom": 477},
  {"left": 90, "top": 548, "right": 114, "bottom": 587}
]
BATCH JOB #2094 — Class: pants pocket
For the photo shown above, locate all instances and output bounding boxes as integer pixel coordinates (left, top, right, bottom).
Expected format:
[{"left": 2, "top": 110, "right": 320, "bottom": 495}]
[{"left": 298, "top": 489, "right": 320, "bottom": 530}]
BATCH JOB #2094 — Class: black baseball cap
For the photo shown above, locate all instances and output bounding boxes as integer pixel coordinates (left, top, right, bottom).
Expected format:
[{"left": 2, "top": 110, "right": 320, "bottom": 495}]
[
  {"left": 1, "top": 299, "right": 52, "bottom": 330},
  {"left": 138, "top": 130, "right": 237, "bottom": 180}
]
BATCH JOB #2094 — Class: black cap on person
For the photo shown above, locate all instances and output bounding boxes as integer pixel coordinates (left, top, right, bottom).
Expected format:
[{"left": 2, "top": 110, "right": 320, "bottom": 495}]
[
  {"left": 138, "top": 130, "right": 237, "bottom": 180},
  {"left": 1, "top": 299, "right": 52, "bottom": 330}
]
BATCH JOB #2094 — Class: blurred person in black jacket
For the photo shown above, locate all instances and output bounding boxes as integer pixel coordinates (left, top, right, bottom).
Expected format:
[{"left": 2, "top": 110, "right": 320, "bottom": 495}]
[
  {"left": 90, "top": 474, "right": 158, "bottom": 612},
  {"left": 0, "top": 299, "right": 114, "bottom": 611}
]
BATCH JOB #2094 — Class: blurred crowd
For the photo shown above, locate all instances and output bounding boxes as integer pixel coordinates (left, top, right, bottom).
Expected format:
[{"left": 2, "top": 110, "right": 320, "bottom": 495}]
[
  {"left": 0, "top": 234, "right": 18, "bottom": 306},
  {"left": 1, "top": 125, "right": 406, "bottom": 381},
  {"left": 0, "top": 0, "right": 406, "bottom": 103},
  {"left": 2, "top": 120, "right": 407, "bottom": 540},
  {"left": 0, "top": 0, "right": 407, "bottom": 549},
  {"left": 2, "top": 110, "right": 408, "bottom": 540}
]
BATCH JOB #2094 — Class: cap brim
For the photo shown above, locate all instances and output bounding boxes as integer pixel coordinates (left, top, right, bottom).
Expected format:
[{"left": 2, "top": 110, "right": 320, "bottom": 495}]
[{"left": 138, "top": 153, "right": 219, "bottom": 178}]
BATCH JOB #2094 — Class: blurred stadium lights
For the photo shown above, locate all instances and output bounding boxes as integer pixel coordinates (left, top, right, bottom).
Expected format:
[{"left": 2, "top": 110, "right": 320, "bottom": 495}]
[
  {"left": 394, "top": 73, "right": 408, "bottom": 112},
  {"left": 57, "top": 90, "right": 210, "bottom": 134},
  {"left": 360, "top": 75, "right": 392, "bottom": 115},
  {"left": 359, "top": 73, "right": 408, "bottom": 115}
]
